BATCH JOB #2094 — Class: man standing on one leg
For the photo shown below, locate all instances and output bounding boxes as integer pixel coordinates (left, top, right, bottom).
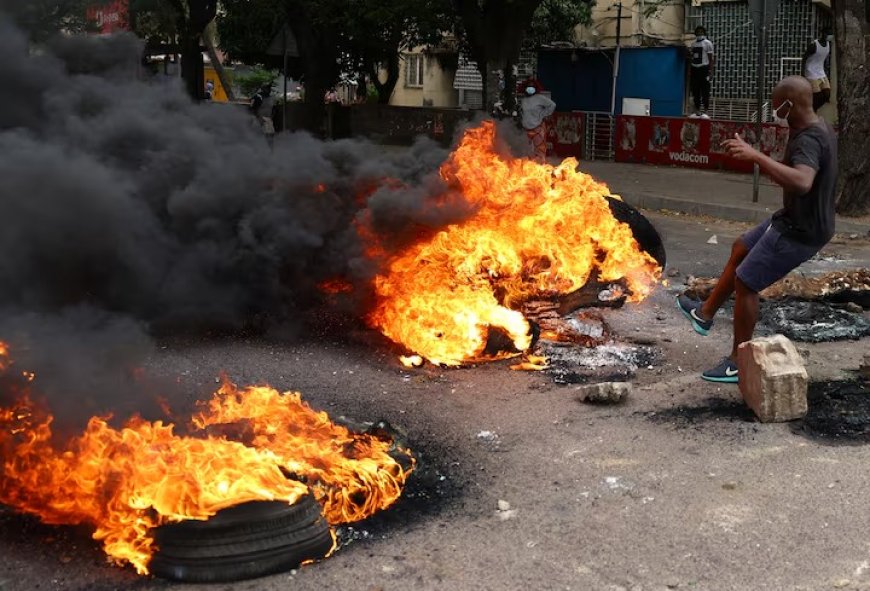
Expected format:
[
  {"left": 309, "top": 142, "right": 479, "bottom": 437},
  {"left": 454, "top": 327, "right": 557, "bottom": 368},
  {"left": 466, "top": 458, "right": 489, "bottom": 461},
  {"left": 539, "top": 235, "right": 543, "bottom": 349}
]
[{"left": 676, "top": 76, "right": 838, "bottom": 383}]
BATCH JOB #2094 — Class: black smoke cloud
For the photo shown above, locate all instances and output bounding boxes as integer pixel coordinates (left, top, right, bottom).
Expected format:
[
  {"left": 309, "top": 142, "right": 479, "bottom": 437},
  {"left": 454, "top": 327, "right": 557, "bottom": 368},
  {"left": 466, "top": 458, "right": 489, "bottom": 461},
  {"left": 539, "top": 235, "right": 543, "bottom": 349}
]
[
  {"left": 0, "top": 16, "right": 476, "bottom": 419},
  {"left": 0, "top": 18, "right": 460, "bottom": 331}
]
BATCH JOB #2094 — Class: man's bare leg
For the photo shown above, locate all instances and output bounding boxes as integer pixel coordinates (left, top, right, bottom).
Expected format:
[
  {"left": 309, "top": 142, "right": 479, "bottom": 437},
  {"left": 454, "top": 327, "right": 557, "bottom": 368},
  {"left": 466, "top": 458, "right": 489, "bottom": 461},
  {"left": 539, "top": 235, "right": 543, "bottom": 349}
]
[
  {"left": 731, "top": 277, "right": 760, "bottom": 359},
  {"left": 699, "top": 238, "right": 750, "bottom": 320}
]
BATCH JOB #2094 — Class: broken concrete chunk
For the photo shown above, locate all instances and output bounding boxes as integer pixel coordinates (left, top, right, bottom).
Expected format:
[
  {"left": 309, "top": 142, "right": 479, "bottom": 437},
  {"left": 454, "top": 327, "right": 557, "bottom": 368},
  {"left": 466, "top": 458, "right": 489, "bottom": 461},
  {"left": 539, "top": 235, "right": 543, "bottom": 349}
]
[
  {"left": 575, "top": 382, "right": 631, "bottom": 404},
  {"left": 737, "top": 334, "right": 808, "bottom": 422}
]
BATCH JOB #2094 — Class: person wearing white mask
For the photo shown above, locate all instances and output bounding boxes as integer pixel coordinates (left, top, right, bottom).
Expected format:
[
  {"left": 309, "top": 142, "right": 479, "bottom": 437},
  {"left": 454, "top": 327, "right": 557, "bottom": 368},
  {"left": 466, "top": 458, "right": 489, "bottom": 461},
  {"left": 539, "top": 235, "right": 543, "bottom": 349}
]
[
  {"left": 676, "top": 77, "right": 837, "bottom": 384},
  {"left": 802, "top": 27, "right": 833, "bottom": 112},
  {"left": 519, "top": 80, "right": 556, "bottom": 161},
  {"left": 688, "top": 26, "right": 715, "bottom": 118}
]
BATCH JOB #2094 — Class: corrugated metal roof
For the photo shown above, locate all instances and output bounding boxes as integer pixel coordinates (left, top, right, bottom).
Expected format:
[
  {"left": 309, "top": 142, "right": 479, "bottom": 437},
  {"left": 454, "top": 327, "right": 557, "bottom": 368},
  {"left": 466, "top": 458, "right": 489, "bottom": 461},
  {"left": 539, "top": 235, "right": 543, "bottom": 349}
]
[{"left": 453, "top": 55, "right": 483, "bottom": 90}]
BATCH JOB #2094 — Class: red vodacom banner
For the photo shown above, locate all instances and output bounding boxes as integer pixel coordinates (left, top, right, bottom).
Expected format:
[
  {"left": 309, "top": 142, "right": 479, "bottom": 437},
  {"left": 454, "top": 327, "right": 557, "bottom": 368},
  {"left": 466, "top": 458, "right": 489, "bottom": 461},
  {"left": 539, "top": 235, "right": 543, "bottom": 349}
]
[
  {"left": 615, "top": 115, "right": 790, "bottom": 174},
  {"left": 87, "top": 0, "right": 129, "bottom": 34}
]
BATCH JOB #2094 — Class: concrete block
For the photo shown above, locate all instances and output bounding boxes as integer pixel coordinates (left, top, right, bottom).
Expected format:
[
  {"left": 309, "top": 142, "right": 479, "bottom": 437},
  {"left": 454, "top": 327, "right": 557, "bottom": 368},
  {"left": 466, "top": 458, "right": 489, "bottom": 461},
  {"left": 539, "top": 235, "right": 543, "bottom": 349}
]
[
  {"left": 738, "top": 334, "right": 808, "bottom": 423},
  {"left": 575, "top": 382, "right": 631, "bottom": 404}
]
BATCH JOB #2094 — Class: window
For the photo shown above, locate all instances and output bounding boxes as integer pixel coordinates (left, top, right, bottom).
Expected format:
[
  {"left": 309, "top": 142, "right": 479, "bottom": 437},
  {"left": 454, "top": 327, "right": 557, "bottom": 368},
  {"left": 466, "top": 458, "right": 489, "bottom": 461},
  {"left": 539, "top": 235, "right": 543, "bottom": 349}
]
[
  {"left": 405, "top": 54, "right": 424, "bottom": 88},
  {"left": 685, "top": 2, "right": 704, "bottom": 33}
]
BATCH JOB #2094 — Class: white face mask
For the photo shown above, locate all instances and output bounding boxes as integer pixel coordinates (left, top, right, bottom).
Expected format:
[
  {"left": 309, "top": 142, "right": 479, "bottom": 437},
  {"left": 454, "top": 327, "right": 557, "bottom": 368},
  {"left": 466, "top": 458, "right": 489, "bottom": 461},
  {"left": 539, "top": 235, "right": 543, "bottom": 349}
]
[
  {"left": 525, "top": 86, "right": 536, "bottom": 96},
  {"left": 772, "top": 99, "right": 793, "bottom": 127}
]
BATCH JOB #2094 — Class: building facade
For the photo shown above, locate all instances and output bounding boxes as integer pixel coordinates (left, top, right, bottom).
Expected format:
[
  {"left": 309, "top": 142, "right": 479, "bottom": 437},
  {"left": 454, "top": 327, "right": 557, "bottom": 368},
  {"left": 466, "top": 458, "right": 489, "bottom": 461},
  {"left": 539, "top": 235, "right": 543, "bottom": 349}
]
[
  {"left": 578, "top": 0, "right": 835, "bottom": 120},
  {"left": 388, "top": 47, "right": 459, "bottom": 108}
]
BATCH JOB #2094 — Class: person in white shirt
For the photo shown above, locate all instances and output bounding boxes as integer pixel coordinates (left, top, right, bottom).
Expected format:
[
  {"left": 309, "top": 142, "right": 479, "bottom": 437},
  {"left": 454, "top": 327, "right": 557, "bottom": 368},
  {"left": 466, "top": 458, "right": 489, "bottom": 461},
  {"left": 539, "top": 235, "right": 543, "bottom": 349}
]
[
  {"left": 688, "top": 26, "right": 715, "bottom": 118},
  {"left": 802, "top": 27, "right": 832, "bottom": 112},
  {"left": 519, "top": 80, "right": 556, "bottom": 161}
]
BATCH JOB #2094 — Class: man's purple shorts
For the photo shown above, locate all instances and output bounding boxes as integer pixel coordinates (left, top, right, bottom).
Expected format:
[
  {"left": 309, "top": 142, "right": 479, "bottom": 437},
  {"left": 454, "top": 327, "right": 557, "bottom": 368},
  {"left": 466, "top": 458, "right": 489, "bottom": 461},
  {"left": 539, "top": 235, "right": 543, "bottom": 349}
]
[{"left": 736, "top": 218, "right": 820, "bottom": 292}]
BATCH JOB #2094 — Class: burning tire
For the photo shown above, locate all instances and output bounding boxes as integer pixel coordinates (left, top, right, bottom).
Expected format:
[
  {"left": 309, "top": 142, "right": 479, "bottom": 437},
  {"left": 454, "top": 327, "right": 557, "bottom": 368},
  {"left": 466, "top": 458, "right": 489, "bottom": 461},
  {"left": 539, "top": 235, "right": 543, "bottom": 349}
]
[
  {"left": 605, "top": 196, "right": 667, "bottom": 268},
  {"left": 149, "top": 494, "right": 334, "bottom": 583}
]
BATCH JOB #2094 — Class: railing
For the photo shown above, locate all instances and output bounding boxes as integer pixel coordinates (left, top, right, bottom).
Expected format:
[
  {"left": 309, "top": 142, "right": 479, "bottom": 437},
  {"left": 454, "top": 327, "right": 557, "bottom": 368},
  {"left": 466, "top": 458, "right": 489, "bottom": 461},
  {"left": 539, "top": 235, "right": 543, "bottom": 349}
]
[
  {"left": 584, "top": 112, "right": 615, "bottom": 161},
  {"left": 707, "top": 98, "right": 769, "bottom": 122}
]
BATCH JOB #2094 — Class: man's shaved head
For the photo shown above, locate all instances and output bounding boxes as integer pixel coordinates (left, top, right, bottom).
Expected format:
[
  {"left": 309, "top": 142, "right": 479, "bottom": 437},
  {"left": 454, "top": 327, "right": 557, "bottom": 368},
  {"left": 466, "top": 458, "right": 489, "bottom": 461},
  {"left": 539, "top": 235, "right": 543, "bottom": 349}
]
[
  {"left": 773, "top": 76, "right": 813, "bottom": 110},
  {"left": 770, "top": 76, "right": 821, "bottom": 129}
]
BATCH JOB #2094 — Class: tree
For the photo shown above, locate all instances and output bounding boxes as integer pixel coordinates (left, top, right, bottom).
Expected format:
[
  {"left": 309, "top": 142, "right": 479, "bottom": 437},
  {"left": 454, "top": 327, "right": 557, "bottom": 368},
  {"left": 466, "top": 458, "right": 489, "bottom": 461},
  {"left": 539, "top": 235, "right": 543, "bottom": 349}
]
[
  {"left": 160, "top": 0, "right": 217, "bottom": 100},
  {"left": 340, "top": 0, "right": 452, "bottom": 104},
  {"left": 832, "top": 0, "right": 869, "bottom": 216},
  {"left": 525, "top": 0, "right": 592, "bottom": 49},
  {"left": 455, "top": 0, "right": 591, "bottom": 111},
  {"left": 219, "top": 0, "right": 342, "bottom": 107},
  {"left": 0, "top": 0, "right": 107, "bottom": 42},
  {"left": 219, "top": 0, "right": 450, "bottom": 106}
]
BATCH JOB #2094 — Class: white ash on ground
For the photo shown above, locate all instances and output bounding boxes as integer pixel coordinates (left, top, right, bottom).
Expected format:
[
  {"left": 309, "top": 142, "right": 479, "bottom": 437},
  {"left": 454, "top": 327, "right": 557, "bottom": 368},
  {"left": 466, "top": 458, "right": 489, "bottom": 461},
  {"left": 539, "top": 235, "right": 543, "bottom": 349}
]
[{"left": 541, "top": 341, "right": 660, "bottom": 385}]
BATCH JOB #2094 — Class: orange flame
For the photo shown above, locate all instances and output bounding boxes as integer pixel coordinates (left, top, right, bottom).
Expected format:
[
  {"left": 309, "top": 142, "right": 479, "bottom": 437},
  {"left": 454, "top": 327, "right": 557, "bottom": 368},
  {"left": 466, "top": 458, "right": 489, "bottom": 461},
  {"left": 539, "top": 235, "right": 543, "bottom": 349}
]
[
  {"left": 0, "top": 343, "right": 412, "bottom": 575},
  {"left": 192, "top": 380, "right": 414, "bottom": 524},
  {"left": 366, "top": 122, "right": 661, "bottom": 366}
]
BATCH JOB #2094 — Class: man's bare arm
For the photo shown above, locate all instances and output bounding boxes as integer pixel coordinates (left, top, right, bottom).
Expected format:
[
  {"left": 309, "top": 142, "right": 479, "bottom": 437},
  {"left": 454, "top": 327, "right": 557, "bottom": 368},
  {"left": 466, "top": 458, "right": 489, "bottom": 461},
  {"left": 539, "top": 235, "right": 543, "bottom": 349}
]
[
  {"left": 723, "top": 133, "right": 817, "bottom": 194},
  {"left": 755, "top": 155, "right": 816, "bottom": 194}
]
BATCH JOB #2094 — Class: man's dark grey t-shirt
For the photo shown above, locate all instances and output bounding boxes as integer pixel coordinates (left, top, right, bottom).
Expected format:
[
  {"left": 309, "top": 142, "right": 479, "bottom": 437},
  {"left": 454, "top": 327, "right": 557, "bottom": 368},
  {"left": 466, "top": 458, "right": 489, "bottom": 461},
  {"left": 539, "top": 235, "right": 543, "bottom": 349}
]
[{"left": 771, "top": 121, "right": 837, "bottom": 247}]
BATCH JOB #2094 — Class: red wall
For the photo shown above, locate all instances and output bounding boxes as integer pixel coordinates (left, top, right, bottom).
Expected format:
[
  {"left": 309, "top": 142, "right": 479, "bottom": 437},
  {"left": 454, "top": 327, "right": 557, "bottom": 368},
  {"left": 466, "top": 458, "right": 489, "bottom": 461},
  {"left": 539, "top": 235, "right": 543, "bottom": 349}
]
[{"left": 615, "top": 115, "right": 790, "bottom": 173}]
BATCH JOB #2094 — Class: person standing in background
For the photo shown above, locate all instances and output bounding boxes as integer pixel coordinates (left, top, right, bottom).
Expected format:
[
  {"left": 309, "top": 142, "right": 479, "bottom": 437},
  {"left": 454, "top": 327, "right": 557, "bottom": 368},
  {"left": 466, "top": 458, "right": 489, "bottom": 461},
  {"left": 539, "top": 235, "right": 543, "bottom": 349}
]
[
  {"left": 802, "top": 27, "right": 832, "bottom": 112},
  {"left": 519, "top": 79, "right": 556, "bottom": 161},
  {"left": 688, "top": 26, "right": 715, "bottom": 118}
]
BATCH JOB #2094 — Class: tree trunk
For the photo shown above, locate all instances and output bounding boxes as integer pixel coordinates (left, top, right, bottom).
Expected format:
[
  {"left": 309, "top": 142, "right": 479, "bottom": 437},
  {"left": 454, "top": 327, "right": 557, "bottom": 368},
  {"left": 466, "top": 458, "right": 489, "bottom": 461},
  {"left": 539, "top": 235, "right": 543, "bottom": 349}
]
[
  {"left": 832, "top": 0, "right": 870, "bottom": 216},
  {"left": 285, "top": 3, "right": 340, "bottom": 136},
  {"left": 167, "top": 0, "right": 217, "bottom": 101},
  {"left": 372, "top": 53, "right": 400, "bottom": 104},
  {"left": 458, "top": 0, "right": 544, "bottom": 111},
  {"left": 204, "top": 21, "right": 235, "bottom": 101},
  {"left": 179, "top": 32, "right": 204, "bottom": 100}
]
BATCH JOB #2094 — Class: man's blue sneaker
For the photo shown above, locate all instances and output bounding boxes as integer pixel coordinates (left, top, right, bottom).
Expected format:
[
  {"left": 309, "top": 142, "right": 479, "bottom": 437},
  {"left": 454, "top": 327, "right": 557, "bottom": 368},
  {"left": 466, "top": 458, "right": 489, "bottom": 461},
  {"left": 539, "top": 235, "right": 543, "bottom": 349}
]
[
  {"left": 676, "top": 294, "right": 714, "bottom": 336},
  {"left": 701, "top": 358, "right": 739, "bottom": 383}
]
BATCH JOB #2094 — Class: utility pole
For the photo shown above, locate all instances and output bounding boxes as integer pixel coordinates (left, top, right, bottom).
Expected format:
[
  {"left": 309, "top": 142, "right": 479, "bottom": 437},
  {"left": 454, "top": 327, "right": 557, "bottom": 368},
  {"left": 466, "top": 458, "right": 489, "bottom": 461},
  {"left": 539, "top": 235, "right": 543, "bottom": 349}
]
[
  {"left": 615, "top": 1, "right": 623, "bottom": 46},
  {"left": 751, "top": 0, "right": 773, "bottom": 203},
  {"left": 610, "top": 2, "right": 623, "bottom": 116}
]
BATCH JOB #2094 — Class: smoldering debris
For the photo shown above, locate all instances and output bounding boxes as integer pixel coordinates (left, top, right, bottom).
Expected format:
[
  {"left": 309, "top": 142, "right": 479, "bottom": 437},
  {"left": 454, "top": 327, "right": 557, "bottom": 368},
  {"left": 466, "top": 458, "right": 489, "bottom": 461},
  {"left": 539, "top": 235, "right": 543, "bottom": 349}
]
[
  {"left": 543, "top": 342, "right": 660, "bottom": 385},
  {"left": 795, "top": 380, "right": 870, "bottom": 443},
  {"left": 759, "top": 301, "right": 870, "bottom": 343}
]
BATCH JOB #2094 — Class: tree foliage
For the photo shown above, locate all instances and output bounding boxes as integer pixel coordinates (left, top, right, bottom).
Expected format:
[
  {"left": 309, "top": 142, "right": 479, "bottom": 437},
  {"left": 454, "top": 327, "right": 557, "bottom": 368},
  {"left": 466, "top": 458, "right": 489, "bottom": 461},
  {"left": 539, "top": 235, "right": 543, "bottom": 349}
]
[
  {"left": 526, "top": 0, "right": 593, "bottom": 48},
  {"left": 218, "top": 0, "right": 451, "bottom": 104},
  {"left": 0, "top": 0, "right": 110, "bottom": 42},
  {"left": 217, "top": 0, "right": 289, "bottom": 67},
  {"left": 128, "top": 0, "right": 180, "bottom": 45}
]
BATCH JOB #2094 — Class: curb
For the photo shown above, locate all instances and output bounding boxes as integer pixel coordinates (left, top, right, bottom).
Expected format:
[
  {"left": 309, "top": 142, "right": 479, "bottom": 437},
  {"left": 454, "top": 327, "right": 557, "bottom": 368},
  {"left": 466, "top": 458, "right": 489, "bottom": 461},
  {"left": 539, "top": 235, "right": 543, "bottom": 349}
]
[{"left": 621, "top": 193, "right": 869, "bottom": 236}]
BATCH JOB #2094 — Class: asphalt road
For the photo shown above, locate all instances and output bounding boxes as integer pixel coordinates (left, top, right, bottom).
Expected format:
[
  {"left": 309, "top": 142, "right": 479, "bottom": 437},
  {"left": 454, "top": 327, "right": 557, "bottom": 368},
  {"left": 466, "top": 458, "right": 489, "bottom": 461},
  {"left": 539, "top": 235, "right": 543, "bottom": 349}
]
[{"left": 2, "top": 212, "right": 869, "bottom": 591}]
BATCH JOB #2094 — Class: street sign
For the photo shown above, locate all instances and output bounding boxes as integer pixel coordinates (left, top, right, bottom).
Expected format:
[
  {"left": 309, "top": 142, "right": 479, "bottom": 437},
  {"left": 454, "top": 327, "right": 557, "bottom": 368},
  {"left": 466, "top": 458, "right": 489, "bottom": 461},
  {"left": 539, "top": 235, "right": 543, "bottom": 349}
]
[
  {"left": 265, "top": 24, "right": 299, "bottom": 57},
  {"left": 748, "top": 0, "right": 779, "bottom": 34}
]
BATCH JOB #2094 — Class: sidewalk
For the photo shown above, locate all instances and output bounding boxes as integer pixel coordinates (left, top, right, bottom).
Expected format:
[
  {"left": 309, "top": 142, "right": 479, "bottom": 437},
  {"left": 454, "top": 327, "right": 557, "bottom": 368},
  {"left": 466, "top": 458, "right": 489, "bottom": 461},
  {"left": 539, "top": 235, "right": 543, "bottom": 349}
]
[{"left": 579, "top": 160, "right": 869, "bottom": 236}]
